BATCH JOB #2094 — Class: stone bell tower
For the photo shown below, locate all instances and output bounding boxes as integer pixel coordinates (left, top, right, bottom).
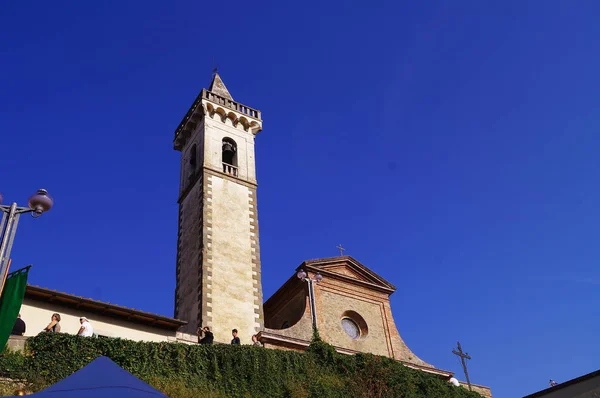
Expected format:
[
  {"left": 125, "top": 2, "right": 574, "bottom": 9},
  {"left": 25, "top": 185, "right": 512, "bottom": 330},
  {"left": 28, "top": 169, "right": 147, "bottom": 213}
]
[{"left": 173, "top": 73, "right": 263, "bottom": 342}]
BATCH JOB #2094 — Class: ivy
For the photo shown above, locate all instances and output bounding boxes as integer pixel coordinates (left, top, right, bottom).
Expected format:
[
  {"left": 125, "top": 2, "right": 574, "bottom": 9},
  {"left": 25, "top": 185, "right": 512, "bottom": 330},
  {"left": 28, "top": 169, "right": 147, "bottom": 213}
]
[{"left": 0, "top": 333, "right": 482, "bottom": 398}]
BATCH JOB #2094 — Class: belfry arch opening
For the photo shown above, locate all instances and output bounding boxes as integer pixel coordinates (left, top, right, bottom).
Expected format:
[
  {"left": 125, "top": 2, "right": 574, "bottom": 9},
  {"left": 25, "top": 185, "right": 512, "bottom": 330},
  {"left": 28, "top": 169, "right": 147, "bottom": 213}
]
[{"left": 222, "top": 137, "right": 238, "bottom": 177}]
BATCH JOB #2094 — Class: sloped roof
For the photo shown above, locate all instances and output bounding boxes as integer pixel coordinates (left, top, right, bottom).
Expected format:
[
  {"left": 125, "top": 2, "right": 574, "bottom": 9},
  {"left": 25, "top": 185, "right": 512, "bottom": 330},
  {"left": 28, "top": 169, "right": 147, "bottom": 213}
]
[
  {"left": 208, "top": 72, "right": 233, "bottom": 100},
  {"left": 265, "top": 256, "right": 397, "bottom": 310},
  {"left": 301, "top": 256, "right": 397, "bottom": 293},
  {"left": 25, "top": 285, "right": 186, "bottom": 330}
]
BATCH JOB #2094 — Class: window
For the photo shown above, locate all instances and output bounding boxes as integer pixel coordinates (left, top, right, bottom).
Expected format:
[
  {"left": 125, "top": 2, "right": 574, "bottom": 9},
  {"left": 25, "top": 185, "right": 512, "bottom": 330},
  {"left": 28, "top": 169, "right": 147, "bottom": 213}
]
[
  {"left": 187, "top": 144, "right": 198, "bottom": 182},
  {"left": 342, "top": 318, "right": 360, "bottom": 339},
  {"left": 189, "top": 145, "right": 197, "bottom": 170},
  {"left": 341, "top": 310, "right": 368, "bottom": 340},
  {"left": 222, "top": 137, "right": 238, "bottom": 176},
  {"left": 222, "top": 138, "right": 237, "bottom": 166}
]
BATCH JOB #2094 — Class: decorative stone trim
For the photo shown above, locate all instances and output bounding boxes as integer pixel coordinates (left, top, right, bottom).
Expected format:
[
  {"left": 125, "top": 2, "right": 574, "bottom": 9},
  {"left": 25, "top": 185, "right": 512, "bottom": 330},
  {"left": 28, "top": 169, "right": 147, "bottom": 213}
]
[
  {"left": 174, "top": 202, "right": 183, "bottom": 319},
  {"left": 249, "top": 187, "right": 264, "bottom": 331},
  {"left": 203, "top": 166, "right": 257, "bottom": 189},
  {"left": 199, "top": 172, "right": 214, "bottom": 329}
]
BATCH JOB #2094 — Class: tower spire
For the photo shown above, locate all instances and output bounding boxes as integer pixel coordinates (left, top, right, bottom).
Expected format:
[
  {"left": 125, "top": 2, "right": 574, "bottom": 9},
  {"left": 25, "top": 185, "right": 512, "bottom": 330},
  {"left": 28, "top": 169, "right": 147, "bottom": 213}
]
[{"left": 208, "top": 72, "right": 234, "bottom": 101}]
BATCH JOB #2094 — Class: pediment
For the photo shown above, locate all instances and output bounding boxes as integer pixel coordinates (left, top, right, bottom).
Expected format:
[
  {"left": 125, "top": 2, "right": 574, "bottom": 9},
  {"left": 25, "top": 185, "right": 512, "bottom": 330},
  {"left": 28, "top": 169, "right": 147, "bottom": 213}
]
[
  {"left": 320, "top": 265, "right": 371, "bottom": 282},
  {"left": 301, "top": 256, "right": 396, "bottom": 292}
]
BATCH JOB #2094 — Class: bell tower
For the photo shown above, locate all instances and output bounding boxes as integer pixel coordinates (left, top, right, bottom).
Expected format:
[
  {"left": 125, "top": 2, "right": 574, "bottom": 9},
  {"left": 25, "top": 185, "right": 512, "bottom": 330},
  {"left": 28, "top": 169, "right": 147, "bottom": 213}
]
[{"left": 173, "top": 73, "right": 263, "bottom": 342}]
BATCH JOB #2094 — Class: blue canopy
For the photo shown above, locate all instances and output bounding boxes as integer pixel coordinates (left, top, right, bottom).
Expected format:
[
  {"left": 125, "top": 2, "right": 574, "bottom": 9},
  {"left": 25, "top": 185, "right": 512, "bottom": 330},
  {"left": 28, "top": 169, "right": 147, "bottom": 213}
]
[{"left": 14, "top": 356, "right": 166, "bottom": 397}]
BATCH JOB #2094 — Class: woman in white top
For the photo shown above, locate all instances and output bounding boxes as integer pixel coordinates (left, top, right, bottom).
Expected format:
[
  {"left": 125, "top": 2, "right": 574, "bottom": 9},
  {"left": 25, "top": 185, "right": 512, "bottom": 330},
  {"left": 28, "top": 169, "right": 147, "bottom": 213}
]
[{"left": 77, "top": 317, "right": 94, "bottom": 337}]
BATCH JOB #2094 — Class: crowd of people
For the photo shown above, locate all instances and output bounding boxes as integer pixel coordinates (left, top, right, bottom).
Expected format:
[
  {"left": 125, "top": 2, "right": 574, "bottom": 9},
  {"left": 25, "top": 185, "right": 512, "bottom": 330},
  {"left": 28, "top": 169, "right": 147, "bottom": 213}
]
[
  {"left": 197, "top": 327, "right": 262, "bottom": 346},
  {"left": 11, "top": 313, "right": 95, "bottom": 337}
]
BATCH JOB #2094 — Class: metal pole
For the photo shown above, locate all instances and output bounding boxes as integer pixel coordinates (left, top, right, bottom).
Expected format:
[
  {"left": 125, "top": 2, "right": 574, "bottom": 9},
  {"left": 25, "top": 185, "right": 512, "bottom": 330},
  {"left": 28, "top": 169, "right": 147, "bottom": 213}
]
[
  {"left": 0, "top": 203, "right": 18, "bottom": 298},
  {"left": 307, "top": 279, "right": 318, "bottom": 330}
]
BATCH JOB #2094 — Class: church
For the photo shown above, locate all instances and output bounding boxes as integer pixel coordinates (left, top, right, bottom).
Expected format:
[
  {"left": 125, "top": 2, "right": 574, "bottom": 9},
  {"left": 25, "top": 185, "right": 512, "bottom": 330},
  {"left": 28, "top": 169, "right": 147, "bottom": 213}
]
[{"left": 12, "top": 73, "right": 491, "bottom": 397}]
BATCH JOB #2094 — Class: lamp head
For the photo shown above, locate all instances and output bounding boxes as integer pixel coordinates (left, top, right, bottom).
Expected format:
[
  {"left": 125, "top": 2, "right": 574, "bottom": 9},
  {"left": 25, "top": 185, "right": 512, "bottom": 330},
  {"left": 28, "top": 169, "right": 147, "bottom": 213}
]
[
  {"left": 28, "top": 189, "right": 53, "bottom": 216},
  {"left": 315, "top": 273, "right": 323, "bottom": 283},
  {"left": 296, "top": 270, "right": 307, "bottom": 280}
]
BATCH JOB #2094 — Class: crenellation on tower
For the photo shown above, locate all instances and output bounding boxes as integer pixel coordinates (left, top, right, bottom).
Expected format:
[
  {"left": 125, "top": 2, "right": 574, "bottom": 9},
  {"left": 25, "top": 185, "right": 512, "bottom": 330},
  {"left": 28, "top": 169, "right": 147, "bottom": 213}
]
[{"left": 174, "top": 73, "right": 264, "bottom": 342}]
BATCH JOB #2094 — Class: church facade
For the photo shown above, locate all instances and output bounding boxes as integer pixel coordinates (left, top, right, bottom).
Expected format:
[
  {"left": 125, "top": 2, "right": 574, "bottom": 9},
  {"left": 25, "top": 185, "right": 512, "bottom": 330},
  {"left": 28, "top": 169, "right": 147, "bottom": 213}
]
[{"left": 172, "top": 73, "right": 492, "bottom": 397}]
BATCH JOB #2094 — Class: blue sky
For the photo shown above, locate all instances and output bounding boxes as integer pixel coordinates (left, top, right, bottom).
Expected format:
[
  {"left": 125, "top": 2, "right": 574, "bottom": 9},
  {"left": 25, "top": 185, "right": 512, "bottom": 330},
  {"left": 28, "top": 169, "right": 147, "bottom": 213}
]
[{"left": 2, "top": 2, "right": 599, "bottom": 397}]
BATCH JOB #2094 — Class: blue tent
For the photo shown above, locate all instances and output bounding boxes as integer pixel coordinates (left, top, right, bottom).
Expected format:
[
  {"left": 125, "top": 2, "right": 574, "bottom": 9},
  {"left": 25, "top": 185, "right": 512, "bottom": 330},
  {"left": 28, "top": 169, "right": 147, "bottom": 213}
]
[{"left": 13, "top": 356, "right": 167, "bottom": 397}]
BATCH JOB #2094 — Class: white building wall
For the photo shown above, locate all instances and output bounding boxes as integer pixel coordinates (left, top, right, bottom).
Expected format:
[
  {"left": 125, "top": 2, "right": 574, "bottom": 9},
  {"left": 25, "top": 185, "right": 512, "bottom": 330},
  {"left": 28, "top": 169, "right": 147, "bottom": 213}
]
[{"left": 19, "top": 298, "right": 176, "bottom": 343}]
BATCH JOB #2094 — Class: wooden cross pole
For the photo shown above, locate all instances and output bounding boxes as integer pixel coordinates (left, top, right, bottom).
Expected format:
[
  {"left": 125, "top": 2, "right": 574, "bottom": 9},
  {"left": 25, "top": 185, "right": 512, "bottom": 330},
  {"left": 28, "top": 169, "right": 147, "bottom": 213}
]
[
  {"left": 452, "top": 341, "right": 472, "bottom": 391},
  {"left": 336, "top": 244, "right": 346, "bottom": 256}
]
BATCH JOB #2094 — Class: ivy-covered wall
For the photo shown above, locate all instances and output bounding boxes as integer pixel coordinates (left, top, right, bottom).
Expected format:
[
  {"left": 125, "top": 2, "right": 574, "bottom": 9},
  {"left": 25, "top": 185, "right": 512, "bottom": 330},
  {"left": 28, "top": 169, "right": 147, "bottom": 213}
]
[{"left": 0, "top": 334, "right": 482, "bottom": 398}]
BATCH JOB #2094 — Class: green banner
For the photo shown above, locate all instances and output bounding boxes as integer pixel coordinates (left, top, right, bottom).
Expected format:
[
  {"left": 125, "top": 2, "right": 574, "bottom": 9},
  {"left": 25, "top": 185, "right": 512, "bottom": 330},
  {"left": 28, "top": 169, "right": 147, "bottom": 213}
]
[{"left": 0, "top": 267, "right": 29, "bottom": 352}]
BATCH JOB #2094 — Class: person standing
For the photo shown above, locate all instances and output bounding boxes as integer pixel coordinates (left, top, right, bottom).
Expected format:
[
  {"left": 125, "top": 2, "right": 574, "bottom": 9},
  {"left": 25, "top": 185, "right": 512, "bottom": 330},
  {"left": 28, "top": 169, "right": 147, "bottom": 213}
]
[
  {"left": 11, "top": 314, "right": 26, "bottom": 336},
  {"left": 43, "top": 313, "right": 61, "bottom": 333},
  {"left": 198, "top": 326, "right": 214, "bottom": 344},
  {"left": 77, "top": 317, "right": 94, "bottom": 337},
  {"left": 231, "top": 329, "right": 240, "bottom": 345}
]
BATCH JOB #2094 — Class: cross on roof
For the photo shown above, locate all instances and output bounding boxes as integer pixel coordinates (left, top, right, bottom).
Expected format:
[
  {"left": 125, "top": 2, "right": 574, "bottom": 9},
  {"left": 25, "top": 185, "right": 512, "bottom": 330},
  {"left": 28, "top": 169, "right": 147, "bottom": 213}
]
[
  {"left": 336, "top": 244, "right": 345, "bottom": 256},
  {"left": 452, "top": 341, "right": 472, "bottom": 391}
]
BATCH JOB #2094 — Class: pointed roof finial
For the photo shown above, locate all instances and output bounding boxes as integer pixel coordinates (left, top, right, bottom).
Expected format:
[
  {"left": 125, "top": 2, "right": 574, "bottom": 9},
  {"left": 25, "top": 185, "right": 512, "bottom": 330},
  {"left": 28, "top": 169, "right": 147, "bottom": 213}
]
[{"left": 208, "top": 70, "right": 233, "bottom": 101}]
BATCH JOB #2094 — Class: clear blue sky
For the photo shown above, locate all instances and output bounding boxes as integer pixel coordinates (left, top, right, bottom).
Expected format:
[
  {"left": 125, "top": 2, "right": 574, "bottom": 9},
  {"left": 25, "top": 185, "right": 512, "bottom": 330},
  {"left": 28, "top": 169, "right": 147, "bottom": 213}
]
[{"left": 2, "top": 2, "right": 599, "bottom": 397}]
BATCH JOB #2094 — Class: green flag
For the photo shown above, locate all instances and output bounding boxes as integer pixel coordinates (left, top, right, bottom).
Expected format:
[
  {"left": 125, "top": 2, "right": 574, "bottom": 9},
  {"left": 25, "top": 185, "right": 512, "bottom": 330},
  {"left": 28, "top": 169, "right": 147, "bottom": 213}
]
[{"left": 0, "top": 267, "right": 29, "bottom": 352}]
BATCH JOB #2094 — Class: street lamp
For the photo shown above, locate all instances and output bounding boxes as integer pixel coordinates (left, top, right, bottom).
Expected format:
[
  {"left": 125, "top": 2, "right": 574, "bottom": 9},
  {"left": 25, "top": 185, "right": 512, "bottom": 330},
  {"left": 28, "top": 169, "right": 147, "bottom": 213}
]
[
  {"left": 0, "top": 189, "right": 53, "bottom": 297},
  {"left": 296, "top": 270, "right": 323, "bottom": 331}
]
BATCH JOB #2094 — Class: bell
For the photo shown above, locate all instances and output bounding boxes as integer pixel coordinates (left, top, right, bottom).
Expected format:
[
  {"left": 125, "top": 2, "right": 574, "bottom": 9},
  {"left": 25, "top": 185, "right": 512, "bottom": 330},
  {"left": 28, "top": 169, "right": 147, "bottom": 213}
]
[{"left": 222, "top": 141, "right": 235, "bottom": 154}]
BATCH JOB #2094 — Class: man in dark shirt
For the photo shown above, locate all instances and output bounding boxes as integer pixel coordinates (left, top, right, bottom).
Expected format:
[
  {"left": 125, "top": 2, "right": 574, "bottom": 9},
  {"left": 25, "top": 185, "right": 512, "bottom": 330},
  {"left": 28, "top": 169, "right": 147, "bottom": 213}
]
[
  {"left": 231, "top": 328, "right": 240, "bottom": 345},
  {"left": 11, "top": 314, "right": 26, "bottom": 336},
  {"left": 198, "top": 326, "right": 214, "bottom": 344}
]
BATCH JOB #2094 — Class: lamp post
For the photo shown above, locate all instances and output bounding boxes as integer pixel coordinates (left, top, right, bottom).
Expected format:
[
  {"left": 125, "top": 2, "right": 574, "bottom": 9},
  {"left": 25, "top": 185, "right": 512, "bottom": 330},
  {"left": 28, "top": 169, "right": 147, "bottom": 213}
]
[
  {"left": 296, "top": 270, "right": 323, "bottom": 331},
  {"left": 0, "top": 189, "right": 53, "bottom": 297}
]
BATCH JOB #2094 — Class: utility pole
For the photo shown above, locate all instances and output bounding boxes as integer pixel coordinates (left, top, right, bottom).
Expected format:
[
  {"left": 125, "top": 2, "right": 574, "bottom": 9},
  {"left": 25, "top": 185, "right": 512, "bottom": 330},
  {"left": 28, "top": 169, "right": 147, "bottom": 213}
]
[{"left": 452, "top": 341, "right": 472, "bottom": 391}]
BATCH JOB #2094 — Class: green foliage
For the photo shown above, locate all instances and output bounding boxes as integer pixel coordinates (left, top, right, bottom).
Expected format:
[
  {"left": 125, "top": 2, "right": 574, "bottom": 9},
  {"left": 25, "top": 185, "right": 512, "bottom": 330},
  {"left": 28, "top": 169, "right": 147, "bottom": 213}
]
[
  {"left": 0, "top": 333, "right": 483, "bottom": 398},
  {"left": 0, "top": 348, "right": 26, "bottom": 379}
]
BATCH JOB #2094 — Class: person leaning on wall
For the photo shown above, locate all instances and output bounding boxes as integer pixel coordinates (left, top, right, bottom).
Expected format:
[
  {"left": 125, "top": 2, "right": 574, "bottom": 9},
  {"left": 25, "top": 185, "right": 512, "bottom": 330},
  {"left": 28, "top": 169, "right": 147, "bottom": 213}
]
[{"left": 42, "top": 313, "right": 61, "bottom": 333}]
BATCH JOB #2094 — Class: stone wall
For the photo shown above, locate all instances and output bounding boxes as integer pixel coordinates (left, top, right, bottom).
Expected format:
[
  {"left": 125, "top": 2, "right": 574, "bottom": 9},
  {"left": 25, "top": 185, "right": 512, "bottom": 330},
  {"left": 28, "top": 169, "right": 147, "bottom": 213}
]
[
  {"left": 264, "top": 285, "right": 306, "bottom": 330},
  {"left": 205, "top": 174, "right": 261, "bottom": 344},
  {"left": 5, "top": 336, "right": 26, "bottom": 352},
  {"left": 313, "top": 276, "right": 430, "bottom": 366},
  {"left": 6, "top": 331, "right": 198, "bottom": 352},
  {"left": 175, "top": 179, "right": 203, "bottom": 333},
  {"left": 458, "top": 382, "right": 493, "bottom": 398}
]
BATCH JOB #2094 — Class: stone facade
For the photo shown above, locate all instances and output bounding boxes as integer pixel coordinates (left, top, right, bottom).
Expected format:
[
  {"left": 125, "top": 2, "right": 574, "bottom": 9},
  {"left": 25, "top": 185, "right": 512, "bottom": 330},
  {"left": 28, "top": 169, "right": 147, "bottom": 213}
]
[
  {"left": 173, "top": 73, "right": 263, "bottom": 343},
  {"left": 263, "top": 256, "right": 430, "bottom": 364},
  {"left": 261, "top": 256, "right": 493, "bottom": 397}
]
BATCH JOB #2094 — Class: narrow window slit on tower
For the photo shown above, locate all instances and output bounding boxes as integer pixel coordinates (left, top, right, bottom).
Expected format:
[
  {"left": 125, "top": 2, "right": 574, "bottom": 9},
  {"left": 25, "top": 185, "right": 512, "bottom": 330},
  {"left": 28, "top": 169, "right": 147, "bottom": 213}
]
[
  {"left": 189, "top": 145, "right": 197, "bottom": 177},
  {"left": 222, "top": 138, "right": 238, "bottom": 177}
]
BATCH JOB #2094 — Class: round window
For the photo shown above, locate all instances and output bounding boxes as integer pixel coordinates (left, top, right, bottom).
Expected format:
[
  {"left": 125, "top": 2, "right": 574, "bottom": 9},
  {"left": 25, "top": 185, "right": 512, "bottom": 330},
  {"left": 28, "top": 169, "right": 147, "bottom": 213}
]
[
  {"left": 340, "top": 311, "right": 368, "bottom": 339},
  {"left": 341, "top": 318, "right": 360, "bottom": 339}
]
